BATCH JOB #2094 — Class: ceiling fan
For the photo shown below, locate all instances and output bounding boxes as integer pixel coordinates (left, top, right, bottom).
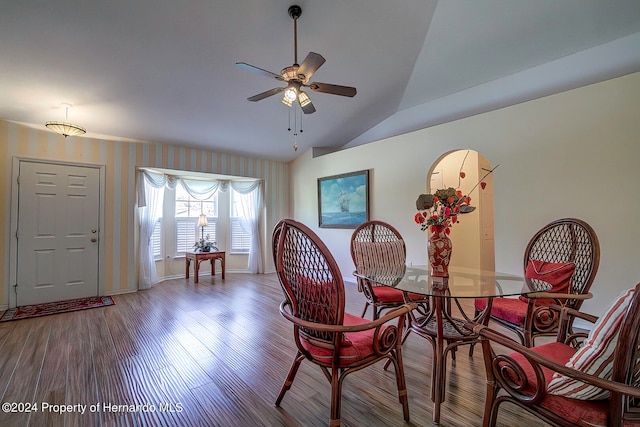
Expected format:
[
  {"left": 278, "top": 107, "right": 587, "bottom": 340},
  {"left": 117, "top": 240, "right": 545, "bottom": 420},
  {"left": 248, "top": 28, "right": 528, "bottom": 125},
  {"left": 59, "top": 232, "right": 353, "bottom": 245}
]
[{"left": 236, "top": 4, "right": 357, "bottom": 114}]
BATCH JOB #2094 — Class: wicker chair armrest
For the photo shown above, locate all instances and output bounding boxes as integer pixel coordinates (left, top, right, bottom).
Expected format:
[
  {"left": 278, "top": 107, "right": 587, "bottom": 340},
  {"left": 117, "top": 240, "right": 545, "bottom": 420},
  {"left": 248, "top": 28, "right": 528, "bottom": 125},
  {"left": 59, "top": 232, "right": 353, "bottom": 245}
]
[
  {"left": 527, "top": 292, "right": 593, "bottom": 301},
  {"left": 352, "top": 270, "right": 372, "bottom": 293},
  {"left": 527, "top": 302, "right": 599, "bottom": 325},
  {"left": 557, "top": 305, "right": 599, "bottom": 324},
  {"left": 279, "top": 300, "right": 416, "bottom": 333},
  {"left": 470, "top": 324, "right": 640, "bottom": 399}
]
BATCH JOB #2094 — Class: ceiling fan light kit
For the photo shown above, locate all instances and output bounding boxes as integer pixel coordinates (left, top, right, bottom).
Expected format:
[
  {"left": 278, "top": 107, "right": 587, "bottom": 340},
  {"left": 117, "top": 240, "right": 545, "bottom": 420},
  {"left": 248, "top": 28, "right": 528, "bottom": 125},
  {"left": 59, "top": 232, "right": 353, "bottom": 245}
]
[{"left": 236, "top": 4, "right": 356, "bottom": 116}]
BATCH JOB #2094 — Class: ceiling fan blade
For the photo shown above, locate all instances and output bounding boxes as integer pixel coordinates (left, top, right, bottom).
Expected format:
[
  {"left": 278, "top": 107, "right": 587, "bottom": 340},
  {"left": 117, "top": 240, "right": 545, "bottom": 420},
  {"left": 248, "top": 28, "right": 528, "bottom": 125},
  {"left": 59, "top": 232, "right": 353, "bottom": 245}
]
[
  {"left": 247, "top": 87, "right": 286, "bottom": 102},
  {"left": 235, "top": 62, "right": 283, "bottom": 80},
  {"left": 297, "top": 52, "right": 325, "bottom": 83},
  {"left": 309, "top": 82, "right": 357, "bottom": 97},
  {"left": 300, "top": 98, "right": 316, "bottom": 114}
]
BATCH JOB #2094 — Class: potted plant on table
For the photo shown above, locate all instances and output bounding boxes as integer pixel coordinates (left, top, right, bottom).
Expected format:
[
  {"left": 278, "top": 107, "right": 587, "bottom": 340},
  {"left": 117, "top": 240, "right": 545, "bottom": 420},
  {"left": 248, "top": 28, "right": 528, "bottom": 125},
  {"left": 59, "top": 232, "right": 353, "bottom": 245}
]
[{"left": 194, "top": 235, "right": 218, "bottom": 253}]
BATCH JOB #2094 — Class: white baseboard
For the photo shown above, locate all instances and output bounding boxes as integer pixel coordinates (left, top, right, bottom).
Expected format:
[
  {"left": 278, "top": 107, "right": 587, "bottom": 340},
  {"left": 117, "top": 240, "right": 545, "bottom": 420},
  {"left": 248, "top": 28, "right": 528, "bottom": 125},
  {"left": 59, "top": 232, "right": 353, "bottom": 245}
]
[{"left": 103, "top": 289, "right": 138, "bottom": 296}]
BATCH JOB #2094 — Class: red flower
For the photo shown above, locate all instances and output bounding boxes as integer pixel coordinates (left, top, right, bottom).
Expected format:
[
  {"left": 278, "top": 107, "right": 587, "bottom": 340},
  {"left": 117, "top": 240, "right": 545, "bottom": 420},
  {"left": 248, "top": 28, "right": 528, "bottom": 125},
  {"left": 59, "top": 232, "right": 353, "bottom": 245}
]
[{"left": 414, "top": 160, "right": 497, "bottom": 234}]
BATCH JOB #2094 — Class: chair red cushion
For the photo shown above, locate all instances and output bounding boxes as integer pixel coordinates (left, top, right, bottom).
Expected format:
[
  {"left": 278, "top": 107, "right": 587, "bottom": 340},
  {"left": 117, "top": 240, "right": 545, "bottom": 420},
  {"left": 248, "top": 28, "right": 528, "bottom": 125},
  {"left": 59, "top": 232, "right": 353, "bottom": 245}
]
[
  {"left": 519, "top": 260, "right": 576, "bottom": 305},
  {"left": 507, "top": 342, "right": 611, "bottom": 427},
  {"left": 372, "top": 286, "right": 424, "bottom": 304},
  {"left": 475, "top": 297, "right": 528, "bottom": 326},
  {"left": 300, "top": 312, "right": 386, "bottom": 367}
]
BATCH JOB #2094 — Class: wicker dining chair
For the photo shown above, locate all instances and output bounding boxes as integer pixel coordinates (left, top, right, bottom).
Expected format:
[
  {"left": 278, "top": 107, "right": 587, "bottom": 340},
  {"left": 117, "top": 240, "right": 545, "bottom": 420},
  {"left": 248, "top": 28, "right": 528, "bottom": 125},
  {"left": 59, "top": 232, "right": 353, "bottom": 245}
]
[
  {"left": 351, "top": 220, "right": 426, "bottom": 319},
  {"left": 273, "top": 219, "right": 413, "bottom": 426},
  {"left": 473, "top": 218, "right": 600, "bottom": 350},
  {"left": 472, "top": 283, "right": 640, "bottom": 427}
]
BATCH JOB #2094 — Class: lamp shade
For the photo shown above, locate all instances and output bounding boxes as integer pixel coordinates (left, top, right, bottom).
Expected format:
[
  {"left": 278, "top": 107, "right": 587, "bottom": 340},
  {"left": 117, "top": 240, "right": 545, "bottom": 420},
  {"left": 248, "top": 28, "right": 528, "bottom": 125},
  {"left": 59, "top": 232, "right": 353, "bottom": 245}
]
[
  {"left": 45, "top": 121, "right": 86, "bottom": 138},
  {"left": 198, "top": 214, "right": 208, "bottom": 228},
  {"left": 45, "top": 104, "right": 86, "bottom": 138},
  {"left": 298, "top": 91, "right": 311, "bottom": 107}
]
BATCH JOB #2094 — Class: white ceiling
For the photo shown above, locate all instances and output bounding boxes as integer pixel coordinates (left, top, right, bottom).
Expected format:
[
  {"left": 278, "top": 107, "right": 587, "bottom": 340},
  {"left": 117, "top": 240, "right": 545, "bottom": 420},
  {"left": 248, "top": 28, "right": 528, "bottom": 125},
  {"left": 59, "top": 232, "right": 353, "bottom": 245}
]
[{"left": 1, "top": 0, "right": 639, "bottom": 162}]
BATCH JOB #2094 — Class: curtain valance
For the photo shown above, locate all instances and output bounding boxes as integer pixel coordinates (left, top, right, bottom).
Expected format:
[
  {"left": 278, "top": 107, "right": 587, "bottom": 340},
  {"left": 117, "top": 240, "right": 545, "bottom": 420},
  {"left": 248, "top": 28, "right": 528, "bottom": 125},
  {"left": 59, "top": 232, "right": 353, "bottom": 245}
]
[{"left": 137, "top": 169, "right": 261, "bottom": 206}]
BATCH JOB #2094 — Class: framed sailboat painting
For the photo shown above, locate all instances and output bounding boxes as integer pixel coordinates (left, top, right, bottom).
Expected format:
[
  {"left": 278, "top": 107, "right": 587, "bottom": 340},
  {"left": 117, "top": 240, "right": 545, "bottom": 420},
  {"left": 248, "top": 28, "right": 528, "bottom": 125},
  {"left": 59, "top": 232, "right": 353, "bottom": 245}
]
[{"left": 318, "top": 170, "right": 369, "bottom": 228}]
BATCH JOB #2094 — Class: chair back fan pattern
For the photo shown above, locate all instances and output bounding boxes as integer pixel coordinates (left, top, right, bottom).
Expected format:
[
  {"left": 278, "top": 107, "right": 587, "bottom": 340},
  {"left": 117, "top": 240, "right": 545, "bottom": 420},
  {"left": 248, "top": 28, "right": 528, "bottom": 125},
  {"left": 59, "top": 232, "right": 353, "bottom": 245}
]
[
  {"left": 525, "top": 218, "right": 600, "bottom": 296},
  {"left": 352, "top": 221, "right": 406, "bottom": 280},
  {"left": 350, "top": 220, "right": 409, "bottom": 319},
  {"left": 274, "top": 220, "right": 345, "bottom": 343},
  {"left": 524, "top": 218, "right": 600, "bottom": 335}
]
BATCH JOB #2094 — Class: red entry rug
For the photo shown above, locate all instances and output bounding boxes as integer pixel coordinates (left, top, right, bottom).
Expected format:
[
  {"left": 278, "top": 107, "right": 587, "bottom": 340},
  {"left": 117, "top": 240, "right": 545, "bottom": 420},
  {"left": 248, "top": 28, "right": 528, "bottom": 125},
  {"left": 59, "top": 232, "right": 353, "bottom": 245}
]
[{"left": 0, "top": 296, "right": 115, "bottom": 322}]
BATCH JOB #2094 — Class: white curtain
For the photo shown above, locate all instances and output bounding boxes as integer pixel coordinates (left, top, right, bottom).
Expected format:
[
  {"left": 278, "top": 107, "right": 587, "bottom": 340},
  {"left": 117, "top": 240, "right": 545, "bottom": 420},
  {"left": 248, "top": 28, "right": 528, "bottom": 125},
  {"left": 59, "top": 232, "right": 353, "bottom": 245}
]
[
  {"left": 137, "top": 169, "right": 264, "bottom": 277},
  {"left": 137, "top": 171, "right": 166, "bottom": 289},
  {"left": 231, "top": 181, "right": 263, "bottom": 273},
  {"left": 173, "top": 177, "right": 220, "bottom": 200}
]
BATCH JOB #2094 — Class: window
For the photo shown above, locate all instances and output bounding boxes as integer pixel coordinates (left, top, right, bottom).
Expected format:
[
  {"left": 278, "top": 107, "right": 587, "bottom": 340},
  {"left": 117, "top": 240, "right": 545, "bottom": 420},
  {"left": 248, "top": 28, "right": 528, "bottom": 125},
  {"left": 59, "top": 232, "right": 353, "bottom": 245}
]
[
  {"left": 175, "top": 184, "right": 218, "bottom": 254},
  {"left": 150, "top": 218, "right": 162, "bottom": 260},
  {"left": 230, "top": 189, "right": 251, "bottom": 253}
]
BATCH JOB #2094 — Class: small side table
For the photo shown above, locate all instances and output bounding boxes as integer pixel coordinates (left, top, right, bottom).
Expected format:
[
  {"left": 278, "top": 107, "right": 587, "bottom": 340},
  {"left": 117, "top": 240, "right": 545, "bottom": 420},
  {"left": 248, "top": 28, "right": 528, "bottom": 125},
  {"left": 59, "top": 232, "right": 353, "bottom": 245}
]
[{"left": 185, "top": 251, "right": 225, "bottom": 283}]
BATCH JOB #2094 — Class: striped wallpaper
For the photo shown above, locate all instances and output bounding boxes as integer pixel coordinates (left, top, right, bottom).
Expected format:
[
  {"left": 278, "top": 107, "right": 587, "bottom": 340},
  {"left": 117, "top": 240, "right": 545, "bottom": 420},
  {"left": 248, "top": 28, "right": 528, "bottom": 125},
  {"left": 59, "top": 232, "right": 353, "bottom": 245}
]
[{"left": 0, "top": 120, "right": 289, "bottom": 307}]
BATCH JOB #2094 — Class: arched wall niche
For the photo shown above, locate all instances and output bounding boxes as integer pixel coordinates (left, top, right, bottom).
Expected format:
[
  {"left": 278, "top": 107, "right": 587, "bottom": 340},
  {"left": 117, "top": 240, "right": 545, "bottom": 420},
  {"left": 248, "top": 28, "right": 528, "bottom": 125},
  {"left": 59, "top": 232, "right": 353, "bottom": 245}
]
[{"left": 426, "top": 149, "right": 495, "bottom": 271}]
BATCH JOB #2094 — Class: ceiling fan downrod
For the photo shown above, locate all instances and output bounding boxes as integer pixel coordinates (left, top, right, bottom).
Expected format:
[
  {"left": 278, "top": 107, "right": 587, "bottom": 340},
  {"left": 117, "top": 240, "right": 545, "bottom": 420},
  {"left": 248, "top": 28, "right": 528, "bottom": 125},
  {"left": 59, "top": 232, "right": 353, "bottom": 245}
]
[{"left": 288, "top": 5, "right": 302, "bottom": 65}]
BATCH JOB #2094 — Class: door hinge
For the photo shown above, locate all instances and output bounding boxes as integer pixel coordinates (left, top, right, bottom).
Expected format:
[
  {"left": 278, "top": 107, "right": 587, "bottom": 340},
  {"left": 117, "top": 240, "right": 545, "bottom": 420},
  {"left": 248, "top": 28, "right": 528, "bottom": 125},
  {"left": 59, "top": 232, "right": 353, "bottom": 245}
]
[{"left": 16, "top": 175, "right": 20, "bottom": 184}]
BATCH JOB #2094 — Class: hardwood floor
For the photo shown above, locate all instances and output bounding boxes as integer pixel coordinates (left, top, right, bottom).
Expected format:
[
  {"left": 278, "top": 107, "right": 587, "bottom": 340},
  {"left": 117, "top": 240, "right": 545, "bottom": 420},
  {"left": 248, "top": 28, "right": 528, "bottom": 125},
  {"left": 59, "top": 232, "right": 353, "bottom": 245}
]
[{"left": 0, "top": 273, "right": 550, "bottom": 426}]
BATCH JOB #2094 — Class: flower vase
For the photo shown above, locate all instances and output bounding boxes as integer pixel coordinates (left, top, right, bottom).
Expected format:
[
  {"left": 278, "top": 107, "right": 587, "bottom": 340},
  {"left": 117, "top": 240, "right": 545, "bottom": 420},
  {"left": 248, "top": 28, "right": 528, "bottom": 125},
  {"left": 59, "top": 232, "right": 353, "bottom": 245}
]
[{"left": 428, "top": 226, "right": 452, "bottom": 277}]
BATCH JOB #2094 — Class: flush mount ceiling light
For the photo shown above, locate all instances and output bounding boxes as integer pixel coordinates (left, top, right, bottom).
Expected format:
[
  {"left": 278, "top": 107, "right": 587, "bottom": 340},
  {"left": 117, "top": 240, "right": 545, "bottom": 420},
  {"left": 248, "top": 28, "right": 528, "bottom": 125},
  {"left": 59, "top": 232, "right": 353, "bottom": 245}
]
[{"left": 45, "top": 103, "right": 86, "bottom": 138}]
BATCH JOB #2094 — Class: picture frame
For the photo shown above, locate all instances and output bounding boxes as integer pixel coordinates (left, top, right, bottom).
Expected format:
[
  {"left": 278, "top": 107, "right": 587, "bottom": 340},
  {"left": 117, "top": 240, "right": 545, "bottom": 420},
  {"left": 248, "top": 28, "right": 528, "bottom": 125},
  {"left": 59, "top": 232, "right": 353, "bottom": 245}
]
[{"left": 318, "top": 170, "right": 369, "bottom": 229}]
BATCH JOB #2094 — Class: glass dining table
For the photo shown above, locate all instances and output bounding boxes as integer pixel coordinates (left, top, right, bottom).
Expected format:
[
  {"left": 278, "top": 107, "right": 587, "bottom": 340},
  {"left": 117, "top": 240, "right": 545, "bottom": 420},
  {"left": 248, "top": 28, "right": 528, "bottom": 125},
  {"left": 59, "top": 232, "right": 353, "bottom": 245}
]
[{"left": 354, "top": 265, "right": 547, "bottom": 424}]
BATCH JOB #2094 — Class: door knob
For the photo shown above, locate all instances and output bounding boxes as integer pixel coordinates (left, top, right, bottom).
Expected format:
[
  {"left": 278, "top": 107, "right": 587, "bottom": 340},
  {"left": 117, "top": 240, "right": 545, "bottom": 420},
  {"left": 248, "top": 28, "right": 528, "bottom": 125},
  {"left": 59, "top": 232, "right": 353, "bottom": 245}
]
[
  {"left": 91, "top": 229, "right": 97, "bottom": 233},
  {"left": 91, "top": 238, "right": 97, "bottom": 242}
]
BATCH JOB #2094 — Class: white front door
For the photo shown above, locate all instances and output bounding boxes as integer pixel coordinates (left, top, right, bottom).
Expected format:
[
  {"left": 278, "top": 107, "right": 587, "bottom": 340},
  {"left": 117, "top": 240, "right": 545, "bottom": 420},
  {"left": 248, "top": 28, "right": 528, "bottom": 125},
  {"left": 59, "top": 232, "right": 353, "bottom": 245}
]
[{"left": 16, "top": 161, "right": 100, "bottom": 306}]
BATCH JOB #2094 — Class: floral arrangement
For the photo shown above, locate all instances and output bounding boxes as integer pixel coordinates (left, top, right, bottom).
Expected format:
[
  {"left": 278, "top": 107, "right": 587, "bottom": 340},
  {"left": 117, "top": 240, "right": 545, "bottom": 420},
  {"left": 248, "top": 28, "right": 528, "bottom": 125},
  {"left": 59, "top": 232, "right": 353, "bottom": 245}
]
[
  {"left": 194, "top": 235, "right": 218, "bottom": 252},
  {"left": 414, "top": 155, "right": 498, "bottom": 234},
  {"left": 414, "top": 188, "right": 474, "bottom": 234}
]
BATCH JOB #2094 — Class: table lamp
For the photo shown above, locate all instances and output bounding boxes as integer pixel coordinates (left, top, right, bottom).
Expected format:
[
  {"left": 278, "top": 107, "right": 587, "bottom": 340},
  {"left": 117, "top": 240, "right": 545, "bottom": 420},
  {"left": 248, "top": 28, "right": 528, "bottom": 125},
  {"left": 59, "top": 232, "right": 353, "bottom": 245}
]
[{"left": 198, "top": 214, "right": 208, "bottom": 240}]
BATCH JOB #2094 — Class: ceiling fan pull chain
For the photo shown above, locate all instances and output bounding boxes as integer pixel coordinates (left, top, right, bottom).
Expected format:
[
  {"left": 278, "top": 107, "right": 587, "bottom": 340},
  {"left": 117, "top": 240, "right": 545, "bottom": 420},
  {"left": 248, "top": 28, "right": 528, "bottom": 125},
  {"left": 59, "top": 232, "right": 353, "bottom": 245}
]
[{"left": 293, "top": 106, "right": 298, "bottom": 151}]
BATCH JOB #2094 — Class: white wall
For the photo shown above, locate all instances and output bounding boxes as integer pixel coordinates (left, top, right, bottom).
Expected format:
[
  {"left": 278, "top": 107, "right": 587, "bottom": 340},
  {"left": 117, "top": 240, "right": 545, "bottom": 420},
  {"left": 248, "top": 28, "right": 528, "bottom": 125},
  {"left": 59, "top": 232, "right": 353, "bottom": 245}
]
[{"left": 290, "top": 72, "right": 640, "bottom": 318}]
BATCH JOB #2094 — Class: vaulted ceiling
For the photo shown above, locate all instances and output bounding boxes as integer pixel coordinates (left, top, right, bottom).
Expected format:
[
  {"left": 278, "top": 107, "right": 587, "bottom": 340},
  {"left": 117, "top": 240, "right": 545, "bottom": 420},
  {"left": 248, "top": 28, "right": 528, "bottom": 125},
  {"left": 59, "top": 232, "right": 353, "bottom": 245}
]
[{"left": 1, "top": 0, "right": 639, "bottom": 162}]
